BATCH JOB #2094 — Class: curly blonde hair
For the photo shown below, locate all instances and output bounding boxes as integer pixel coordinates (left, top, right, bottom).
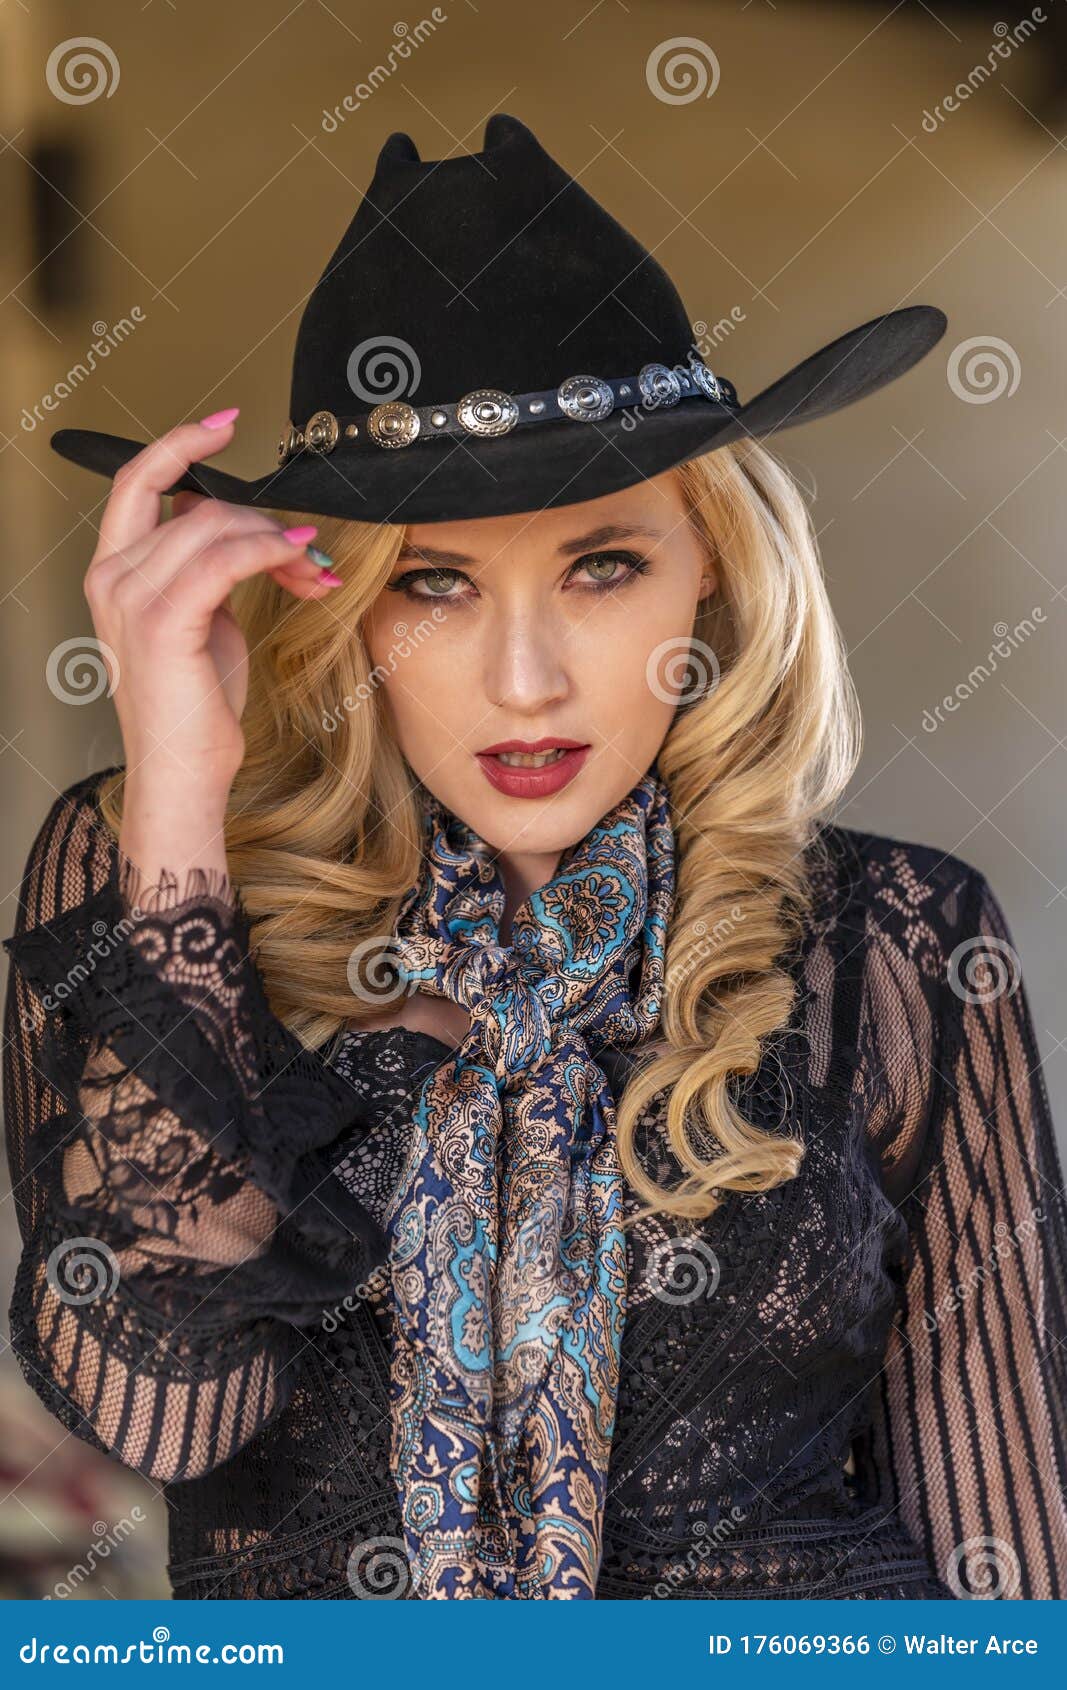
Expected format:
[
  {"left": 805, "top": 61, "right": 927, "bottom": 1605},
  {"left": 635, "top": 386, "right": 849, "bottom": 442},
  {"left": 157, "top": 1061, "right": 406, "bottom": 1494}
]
[{"left": 96, "top": 438, "right": 860, "bottom": 1226}]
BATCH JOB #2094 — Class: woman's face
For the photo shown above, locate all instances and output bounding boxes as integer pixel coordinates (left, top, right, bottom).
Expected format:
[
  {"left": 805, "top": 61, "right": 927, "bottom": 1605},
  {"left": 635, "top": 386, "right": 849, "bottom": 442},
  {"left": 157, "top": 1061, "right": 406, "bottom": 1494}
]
[{"left": 362, "top": 467, "right": 716, "bottom": 859}]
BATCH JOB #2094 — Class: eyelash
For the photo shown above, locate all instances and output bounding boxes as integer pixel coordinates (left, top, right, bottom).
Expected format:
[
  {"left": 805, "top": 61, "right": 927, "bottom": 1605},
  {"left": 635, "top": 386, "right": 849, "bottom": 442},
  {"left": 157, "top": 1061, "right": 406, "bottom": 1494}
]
[{"left": 386, "top": 550, "right": 651, "bottom": 602}]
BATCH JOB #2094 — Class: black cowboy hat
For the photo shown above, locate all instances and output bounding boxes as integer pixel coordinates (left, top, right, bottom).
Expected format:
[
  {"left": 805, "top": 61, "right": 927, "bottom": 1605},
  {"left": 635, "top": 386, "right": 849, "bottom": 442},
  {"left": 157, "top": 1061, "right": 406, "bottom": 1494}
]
[{"left": 49, "top": 111, "right": 947, "bottom": 526}]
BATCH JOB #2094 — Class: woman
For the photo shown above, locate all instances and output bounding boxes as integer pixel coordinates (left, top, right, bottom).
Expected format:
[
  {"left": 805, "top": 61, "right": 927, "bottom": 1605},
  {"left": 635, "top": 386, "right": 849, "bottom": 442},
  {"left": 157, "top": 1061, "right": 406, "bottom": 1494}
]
[{"left": 4, "top": 112, "right": 1065, "bottom": 1602}]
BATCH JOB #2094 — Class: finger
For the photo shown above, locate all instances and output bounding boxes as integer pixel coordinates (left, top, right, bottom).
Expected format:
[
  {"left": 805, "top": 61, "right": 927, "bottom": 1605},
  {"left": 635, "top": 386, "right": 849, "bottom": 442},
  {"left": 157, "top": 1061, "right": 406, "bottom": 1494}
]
[
  {"left": 115, "top": 497, "right": 296, "bottom": 597},
  {"left": 267, "top": 567, "right": 343, "bottom": 600},
  {"left": 266, "top": 549, "right": 335, "bottom": 581},
  {"left": 154, "top": 530, "right": 342, "bottom": 626},
  {"left": 96, "top": 414, "right": 243, "bottom": 562},
  {"left": 170, "top": 489, "right": 208, "bottom": 520}
]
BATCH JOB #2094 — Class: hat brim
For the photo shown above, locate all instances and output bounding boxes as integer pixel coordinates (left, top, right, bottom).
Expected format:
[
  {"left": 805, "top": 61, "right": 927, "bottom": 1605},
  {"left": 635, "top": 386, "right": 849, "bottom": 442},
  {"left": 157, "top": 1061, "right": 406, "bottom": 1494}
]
[{"left": 49, "top": 305, "right": 946, "bottom": 525}]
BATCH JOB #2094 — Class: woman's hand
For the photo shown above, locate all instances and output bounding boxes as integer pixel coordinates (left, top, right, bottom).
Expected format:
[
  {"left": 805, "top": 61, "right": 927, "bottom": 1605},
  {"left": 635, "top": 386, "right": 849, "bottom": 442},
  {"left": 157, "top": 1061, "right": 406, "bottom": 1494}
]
[
  {"left": 86, "top": 412, "right": 339, "bottom": 795},
  {"left": 83, "top": 411, "right": 341, "bottom": 887}
]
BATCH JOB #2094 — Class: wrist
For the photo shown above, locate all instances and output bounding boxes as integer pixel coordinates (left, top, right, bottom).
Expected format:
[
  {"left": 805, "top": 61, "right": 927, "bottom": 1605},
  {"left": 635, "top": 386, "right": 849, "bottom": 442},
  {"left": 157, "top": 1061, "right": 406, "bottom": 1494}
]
[
  {"left": 122, "top": 769, "right": 232, "bottom": 822},
  {"left": 119, "top": 776, "right": 232, "bottom": 891}
]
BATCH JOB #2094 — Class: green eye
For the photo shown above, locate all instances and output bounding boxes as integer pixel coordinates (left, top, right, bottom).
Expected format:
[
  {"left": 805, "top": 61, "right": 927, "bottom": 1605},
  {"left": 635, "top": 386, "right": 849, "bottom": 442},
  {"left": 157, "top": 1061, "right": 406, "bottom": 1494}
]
[
  {"left": 574, "top": 551, "right": 650, "bottom": 590},
  {"left": 421, "top": 569, "right": 458, "bottom": 594},
  {"left": 584, "top": 556, "right": 619, "bottom": 581},
  {"left": 390, "top": 566, "right": 465, "bottom": 598}
]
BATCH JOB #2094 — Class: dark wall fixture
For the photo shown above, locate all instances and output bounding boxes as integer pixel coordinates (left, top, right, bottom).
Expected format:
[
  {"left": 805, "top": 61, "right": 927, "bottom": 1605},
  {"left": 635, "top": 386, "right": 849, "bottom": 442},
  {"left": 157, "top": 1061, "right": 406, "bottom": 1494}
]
[{"left": 25, "top": 136, "right": 88, "bottom": 316}]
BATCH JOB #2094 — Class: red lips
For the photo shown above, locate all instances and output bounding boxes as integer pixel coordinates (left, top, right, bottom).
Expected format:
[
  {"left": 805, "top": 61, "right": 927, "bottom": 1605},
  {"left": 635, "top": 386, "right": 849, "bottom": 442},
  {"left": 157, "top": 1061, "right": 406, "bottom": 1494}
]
[
  {"left": 475, "top": 741, "right": 592, "bottom": 799},
  {"left": 477, "top": 737, "right": 587, "bottom": 755}
]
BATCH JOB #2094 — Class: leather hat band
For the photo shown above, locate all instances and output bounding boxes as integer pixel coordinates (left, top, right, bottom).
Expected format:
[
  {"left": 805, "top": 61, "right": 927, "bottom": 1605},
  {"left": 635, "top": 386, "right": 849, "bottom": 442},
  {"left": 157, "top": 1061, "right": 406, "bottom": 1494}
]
[{"left": 277, "top": 356, "right": 739, "bottom": 462}]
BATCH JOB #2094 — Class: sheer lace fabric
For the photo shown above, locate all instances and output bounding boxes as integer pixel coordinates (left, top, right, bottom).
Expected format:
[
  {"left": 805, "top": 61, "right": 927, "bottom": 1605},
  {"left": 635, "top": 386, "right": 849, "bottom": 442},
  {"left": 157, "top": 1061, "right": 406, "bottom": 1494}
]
[{"left": 3, "top": 768, "right": 1065, "bottom": 1600}]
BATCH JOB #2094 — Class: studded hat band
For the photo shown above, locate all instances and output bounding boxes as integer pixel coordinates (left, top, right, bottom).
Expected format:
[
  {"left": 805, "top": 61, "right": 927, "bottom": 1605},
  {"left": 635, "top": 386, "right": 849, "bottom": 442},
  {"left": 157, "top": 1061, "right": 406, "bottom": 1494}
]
[{"left": 276, "top": 355, "right": 739, "bottom": 463}]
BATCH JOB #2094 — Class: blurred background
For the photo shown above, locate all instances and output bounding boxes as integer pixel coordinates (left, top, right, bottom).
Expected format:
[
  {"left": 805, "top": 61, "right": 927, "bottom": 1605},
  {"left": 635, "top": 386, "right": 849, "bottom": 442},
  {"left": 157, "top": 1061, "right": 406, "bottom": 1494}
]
[{"left": 2, "top": 0, "right": 1065, "bottom": 1601}]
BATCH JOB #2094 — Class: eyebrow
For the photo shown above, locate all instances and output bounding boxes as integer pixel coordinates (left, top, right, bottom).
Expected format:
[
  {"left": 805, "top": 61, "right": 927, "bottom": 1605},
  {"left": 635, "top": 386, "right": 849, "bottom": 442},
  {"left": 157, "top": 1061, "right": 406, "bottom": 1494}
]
[{"left": 393, "top": 521, "right": 665, "bottom": 569}]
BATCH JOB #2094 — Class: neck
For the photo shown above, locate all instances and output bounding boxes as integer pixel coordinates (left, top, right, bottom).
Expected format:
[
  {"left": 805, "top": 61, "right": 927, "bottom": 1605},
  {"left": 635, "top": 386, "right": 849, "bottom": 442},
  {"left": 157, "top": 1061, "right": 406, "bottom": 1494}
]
[{"left": 495, "top": 848, "right": 562, "bottom": 944}]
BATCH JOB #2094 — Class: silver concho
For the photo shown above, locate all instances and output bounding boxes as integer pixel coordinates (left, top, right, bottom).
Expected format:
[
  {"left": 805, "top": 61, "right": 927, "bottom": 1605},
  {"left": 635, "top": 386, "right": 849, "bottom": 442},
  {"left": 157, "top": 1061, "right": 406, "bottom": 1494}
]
[
  {"left": 688, "top": 358, "right": 724, "bottom": 402},
  {"left": 456, "top": 389, "right": 519, "bottom": 437},
  {"left": 638, "top": 363, "right": 683, "bottom": 408},
  {"left": 277, "top": 420, "right": 304, "bottom": 464},
  {"left": 367, "top": 401, "right": 421, "bottom": 449},
  {"left": 304, "top": 410, "right": 340, "bottom": 454},
  {"left": 557, "top": 375, "right": 614, "bottom": 422}
]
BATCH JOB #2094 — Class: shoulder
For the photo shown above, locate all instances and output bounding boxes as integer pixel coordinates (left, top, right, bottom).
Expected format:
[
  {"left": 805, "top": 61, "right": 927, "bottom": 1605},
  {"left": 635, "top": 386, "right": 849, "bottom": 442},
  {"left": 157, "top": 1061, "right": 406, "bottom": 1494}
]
[{"left": 805, "top": 820, "right": 993, "bottom": 956}]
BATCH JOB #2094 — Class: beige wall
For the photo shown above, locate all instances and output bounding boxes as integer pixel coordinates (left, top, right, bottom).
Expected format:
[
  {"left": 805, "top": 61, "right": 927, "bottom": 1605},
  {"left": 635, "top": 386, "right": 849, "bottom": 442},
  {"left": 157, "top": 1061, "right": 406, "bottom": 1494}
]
[{"left": 1, "top": 0, "right": 1064, "bottom": 1595}]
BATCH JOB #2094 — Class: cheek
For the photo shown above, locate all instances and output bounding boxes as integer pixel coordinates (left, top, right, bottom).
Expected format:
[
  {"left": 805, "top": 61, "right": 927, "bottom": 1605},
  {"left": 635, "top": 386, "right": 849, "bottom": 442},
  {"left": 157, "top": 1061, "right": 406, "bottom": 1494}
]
[
  {"left": 566, "top": 586, "right": 703, "bottom": 713},
  {"left": 366, "top": 612, "right": 466, "bottom": 739}
]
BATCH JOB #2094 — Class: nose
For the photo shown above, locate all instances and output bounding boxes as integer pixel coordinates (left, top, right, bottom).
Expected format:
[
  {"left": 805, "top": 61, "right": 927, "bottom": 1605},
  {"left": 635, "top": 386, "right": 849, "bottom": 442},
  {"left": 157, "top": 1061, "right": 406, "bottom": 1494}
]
[{"left": 480, "top": 596, "right": 572, "bottom": 715}]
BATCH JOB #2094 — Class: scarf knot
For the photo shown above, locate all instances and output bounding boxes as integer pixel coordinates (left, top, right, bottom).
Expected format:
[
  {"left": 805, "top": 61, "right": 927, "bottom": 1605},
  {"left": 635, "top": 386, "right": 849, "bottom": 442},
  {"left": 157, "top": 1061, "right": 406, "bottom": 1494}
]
[{"left": 392, "top": 936, "right": 556, "bottom": 1083}]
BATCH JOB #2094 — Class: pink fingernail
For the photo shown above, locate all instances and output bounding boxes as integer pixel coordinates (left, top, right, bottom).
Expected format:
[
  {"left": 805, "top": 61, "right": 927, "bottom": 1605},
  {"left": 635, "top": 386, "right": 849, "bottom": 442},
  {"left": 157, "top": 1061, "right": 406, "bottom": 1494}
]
[
  {"left": 200, "top": 406, "right": 240, "bottom": 429},
  {"left": 282, "top": 525, "right": 318, "bottom": 544},
  {"left": 320, "top": 570, "right": 344, "bottom": 586}
]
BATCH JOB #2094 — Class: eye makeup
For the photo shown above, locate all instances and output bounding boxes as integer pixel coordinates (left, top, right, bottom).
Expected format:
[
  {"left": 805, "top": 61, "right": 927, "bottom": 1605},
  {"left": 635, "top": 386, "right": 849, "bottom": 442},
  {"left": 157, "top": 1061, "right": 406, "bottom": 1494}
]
[{"left": 385, "top": 549, "right": 652, "bottom": 602}]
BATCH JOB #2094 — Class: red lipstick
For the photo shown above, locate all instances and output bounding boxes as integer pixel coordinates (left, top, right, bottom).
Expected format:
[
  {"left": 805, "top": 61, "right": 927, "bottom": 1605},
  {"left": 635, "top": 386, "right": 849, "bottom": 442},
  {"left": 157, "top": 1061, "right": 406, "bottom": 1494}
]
[{"left": 475, "top": 737, "right": 591, "bottom": 798}]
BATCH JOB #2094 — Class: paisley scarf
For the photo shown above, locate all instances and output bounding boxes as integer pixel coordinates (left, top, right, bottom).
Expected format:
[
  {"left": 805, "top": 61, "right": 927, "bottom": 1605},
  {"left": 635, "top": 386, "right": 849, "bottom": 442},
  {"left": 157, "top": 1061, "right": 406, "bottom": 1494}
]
[{"left": 381, "top": 764, "right": 675, "bottom": 1599}]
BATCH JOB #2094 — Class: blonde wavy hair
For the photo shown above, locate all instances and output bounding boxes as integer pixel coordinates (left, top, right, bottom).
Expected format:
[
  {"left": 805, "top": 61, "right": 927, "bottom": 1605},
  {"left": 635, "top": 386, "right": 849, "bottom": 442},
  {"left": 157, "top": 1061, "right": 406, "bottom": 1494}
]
[{"left": 97, "top": 438, "right": 860, "bottom": 1227}]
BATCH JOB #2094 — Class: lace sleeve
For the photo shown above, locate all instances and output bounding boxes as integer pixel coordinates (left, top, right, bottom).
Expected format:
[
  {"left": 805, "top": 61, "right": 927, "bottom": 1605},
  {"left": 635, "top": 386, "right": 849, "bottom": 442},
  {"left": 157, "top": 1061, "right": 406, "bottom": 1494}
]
[
  {"left": 864, "top": 857, "right": 1067, "bottom": 1598},
  {"left": 1, "top": 769, "right": 387, "bottom": 1483}
]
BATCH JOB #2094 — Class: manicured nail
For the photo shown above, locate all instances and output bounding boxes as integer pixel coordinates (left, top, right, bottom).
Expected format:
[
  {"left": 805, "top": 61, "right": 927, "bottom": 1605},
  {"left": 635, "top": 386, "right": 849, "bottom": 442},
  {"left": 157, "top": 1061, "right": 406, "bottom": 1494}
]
[
  {"left": 307, "top": 545, "right": 337, "bottom": 572},
  {"left": 319, "top": 570, "right": 344, "bottom": 586},
  {"left": 200, "top": 406, "right": 240, "bottom": 429},
  {"left": 282, "top": 525, "right": 318, "bottom": 544}
]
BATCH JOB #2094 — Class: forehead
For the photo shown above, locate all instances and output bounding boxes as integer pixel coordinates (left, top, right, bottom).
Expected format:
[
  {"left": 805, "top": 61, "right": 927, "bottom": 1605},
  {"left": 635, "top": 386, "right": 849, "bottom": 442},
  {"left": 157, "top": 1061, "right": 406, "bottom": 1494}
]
[{"left": 399, "top": 470, "right": 686, "bottom": 561}]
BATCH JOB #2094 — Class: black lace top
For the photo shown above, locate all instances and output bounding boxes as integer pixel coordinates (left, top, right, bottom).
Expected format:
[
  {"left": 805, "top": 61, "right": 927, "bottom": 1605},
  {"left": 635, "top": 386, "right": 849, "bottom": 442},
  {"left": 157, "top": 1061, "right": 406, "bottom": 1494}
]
[{"left": 3, "top": 767, "right": 1066, "bottom": 1601}]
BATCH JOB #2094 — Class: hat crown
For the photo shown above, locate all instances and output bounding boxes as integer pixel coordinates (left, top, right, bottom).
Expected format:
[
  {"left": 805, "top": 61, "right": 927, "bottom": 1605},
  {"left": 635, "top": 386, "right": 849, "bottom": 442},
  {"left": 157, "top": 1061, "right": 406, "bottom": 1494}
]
[{"left": 287, "top": 112, "right": 694, "bottom": 422}]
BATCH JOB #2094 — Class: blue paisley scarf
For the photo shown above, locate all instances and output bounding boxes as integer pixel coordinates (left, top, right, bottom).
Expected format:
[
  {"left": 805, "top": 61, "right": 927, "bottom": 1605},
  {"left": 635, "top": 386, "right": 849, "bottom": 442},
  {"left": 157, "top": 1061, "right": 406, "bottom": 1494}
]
[{"left": 382, "top": 764, "right": 675, "bottom": 1599}]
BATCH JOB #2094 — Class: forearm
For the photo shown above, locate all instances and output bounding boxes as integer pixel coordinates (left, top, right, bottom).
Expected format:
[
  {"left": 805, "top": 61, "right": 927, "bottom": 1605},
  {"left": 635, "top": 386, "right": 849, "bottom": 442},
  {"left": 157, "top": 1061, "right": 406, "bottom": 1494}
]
[{"left": 3, "top": 775, "right": 388, "bottom": 1483}]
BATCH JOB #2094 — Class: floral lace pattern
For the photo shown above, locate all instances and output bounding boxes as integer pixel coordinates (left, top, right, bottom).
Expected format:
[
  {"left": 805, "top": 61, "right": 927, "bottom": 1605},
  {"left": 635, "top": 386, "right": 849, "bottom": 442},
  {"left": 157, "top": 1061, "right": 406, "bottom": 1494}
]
[{"left": 2, "top": 767, "right": 1065, "bottom": 1600}]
